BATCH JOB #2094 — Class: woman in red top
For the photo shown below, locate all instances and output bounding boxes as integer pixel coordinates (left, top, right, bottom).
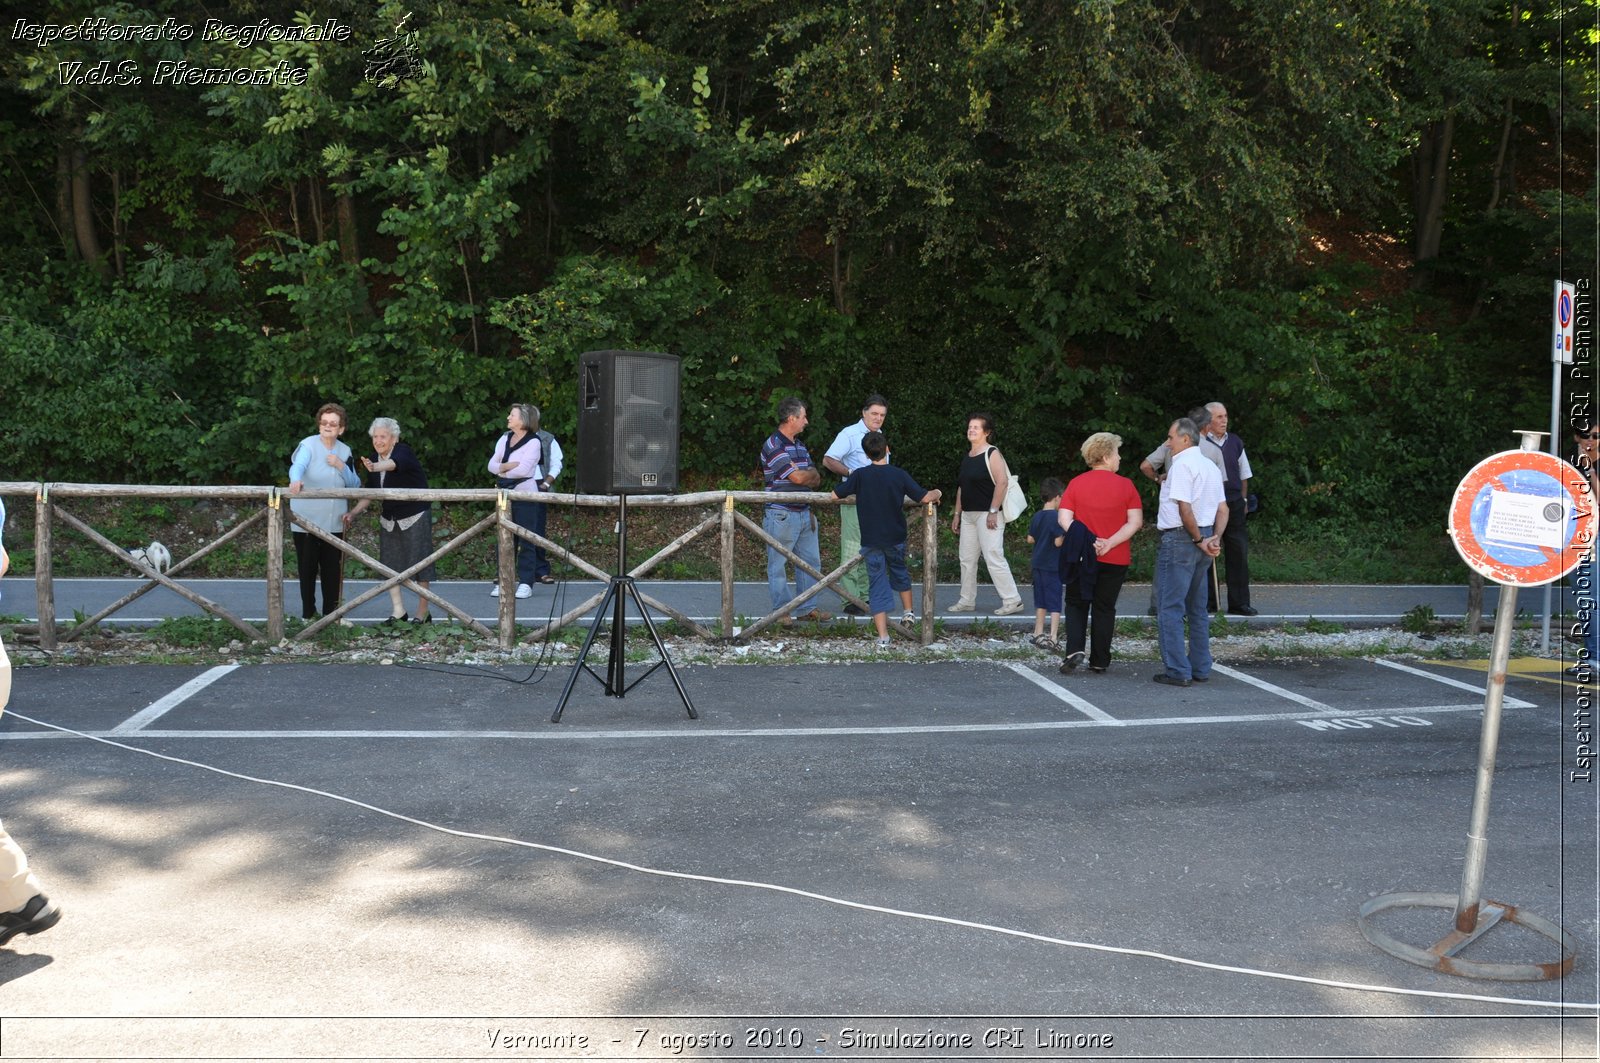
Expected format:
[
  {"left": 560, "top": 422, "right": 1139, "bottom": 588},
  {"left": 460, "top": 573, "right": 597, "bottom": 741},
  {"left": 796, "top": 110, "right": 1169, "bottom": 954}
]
[{"left": 1057, "top": 432, "right": 1143, "bottom": 672}]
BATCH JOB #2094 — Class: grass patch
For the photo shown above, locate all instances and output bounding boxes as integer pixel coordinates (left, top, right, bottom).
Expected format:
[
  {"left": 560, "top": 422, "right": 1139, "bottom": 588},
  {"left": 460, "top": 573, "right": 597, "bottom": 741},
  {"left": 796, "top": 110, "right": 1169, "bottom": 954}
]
[{"left": 147, "top": 616, "right": 238, "bottom": 648}]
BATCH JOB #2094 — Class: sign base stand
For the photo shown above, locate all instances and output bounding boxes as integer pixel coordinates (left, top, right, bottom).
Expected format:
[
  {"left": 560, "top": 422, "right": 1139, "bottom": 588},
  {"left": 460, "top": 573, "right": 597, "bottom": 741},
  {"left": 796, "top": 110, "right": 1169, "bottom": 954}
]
[{"left": 1358, "top": 891, "right": 1575, "bottom": 982}]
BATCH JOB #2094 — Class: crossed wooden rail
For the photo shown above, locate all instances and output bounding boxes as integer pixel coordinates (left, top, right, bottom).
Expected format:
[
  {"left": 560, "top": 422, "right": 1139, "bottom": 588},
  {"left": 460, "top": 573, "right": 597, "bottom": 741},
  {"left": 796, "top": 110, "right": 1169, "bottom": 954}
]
[{"left": 0, "top": 483, "right": 942, "bottom": 651}]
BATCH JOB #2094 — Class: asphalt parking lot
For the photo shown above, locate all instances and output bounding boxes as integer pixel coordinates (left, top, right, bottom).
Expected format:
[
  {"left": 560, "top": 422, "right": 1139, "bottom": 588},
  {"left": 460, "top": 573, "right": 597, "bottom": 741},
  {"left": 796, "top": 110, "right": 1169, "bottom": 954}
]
[{"left": 0, "top": 653, "right": 1595, "bottom": 1061}]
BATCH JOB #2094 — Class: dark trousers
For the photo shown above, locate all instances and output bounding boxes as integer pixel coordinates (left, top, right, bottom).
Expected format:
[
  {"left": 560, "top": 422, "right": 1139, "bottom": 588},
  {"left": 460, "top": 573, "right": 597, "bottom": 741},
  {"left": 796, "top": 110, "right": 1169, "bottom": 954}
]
[
  {"left": 1205, "top": 501, "right": 1251, "bottom": 611},
  {"left": 1063, "top": 562, "right": 1128, "bottom": 670},
  {"left": 1221, "top": 500, "right": 1250, "bottom": 609},
  {"left": 293, "top": 530, "right": 344, "bottom": 618},
  {"left": 510, "top": 497, "right": 543, "bottom": 585},
  {"left": 530, "top": 499, "right": 550, "bottom": 579}
]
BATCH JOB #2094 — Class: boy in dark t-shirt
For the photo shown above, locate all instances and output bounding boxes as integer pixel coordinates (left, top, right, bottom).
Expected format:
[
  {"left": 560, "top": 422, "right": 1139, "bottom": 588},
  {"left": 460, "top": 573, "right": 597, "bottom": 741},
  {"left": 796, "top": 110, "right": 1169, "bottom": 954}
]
[
  {"left": 1025, "top": 478, "right": 1066, "bottom": 649},
  {"left": 832, "top": 431, "right": 942, "bottom": 648}
]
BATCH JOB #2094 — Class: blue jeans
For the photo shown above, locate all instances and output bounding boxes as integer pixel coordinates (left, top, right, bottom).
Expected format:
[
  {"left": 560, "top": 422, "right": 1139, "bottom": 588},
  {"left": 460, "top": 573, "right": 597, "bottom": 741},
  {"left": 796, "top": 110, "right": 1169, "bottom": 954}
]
[
  {"left": 861, "top": 543, "right": 911, "bottom": 616},
  {"left": 764, "top": 507, "right": 822, "bottom": 612},
  {"left": 1156, "top": 526, "right": 1214, "bottom": 681}
]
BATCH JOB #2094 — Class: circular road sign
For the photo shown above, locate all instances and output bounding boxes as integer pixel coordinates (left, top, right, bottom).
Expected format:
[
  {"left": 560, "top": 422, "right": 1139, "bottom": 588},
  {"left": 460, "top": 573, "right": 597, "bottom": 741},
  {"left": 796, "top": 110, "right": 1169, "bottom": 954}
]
[{"left": 1448, "top": 449, "right": 1596, "bottom": 587}]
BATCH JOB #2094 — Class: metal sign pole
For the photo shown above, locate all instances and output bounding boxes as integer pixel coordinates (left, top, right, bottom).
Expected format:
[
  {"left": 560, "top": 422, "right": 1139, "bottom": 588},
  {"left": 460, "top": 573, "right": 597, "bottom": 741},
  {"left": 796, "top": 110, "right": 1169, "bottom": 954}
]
[
  {"left": 1359, "top": 429, "right": 1586, "bottom": 980},
  {"left": 1452, "top": 580, "right": 1517, "bottom": 933}
]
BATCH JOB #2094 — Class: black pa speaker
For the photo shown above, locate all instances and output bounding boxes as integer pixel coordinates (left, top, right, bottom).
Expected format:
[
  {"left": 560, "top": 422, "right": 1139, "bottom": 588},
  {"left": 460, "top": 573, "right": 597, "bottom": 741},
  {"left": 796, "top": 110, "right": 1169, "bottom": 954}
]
[{"left": 575, "top": 350, "right": 681, "bottom": 494}]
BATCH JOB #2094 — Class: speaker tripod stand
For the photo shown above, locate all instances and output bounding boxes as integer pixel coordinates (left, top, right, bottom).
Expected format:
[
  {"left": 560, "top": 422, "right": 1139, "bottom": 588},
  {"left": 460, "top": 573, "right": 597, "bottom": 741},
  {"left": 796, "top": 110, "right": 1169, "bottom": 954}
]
[{"left": 551, "top": 494, "right": 697, "bottom": 723}]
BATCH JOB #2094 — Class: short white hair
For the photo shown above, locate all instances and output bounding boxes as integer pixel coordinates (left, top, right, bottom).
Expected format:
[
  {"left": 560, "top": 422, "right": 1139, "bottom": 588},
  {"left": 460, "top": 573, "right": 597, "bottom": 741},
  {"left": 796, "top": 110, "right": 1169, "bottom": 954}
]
[{"left": 369, "top": 417, "right": 401, "bottom": 439}]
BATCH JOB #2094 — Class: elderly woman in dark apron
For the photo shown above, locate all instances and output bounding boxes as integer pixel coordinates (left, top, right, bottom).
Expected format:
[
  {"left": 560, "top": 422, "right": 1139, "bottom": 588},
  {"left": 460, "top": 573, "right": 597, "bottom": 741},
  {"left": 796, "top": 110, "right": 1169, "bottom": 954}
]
[
  {"left": 345, "top": 417, "right": 436, "bottom": 625},
  {"left": 487, "top": 403, "right": 542, "bottom": 599}
]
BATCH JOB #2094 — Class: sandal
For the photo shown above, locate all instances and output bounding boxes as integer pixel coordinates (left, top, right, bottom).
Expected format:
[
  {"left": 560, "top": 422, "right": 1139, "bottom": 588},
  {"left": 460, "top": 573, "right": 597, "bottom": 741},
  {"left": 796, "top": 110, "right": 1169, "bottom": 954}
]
[
  {"left": 536, "top": 574, "right": 557, "bottom": 584},
  {"left": 1030, "top": 634, "right": 1056, "bottom": 650}
]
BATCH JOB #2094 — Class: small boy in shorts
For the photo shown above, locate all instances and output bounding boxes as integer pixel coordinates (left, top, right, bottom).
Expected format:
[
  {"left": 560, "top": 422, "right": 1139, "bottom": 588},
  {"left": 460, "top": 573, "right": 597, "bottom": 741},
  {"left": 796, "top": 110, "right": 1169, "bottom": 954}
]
[
  {"left": 1025, "top": 477, "right": 1065, "bottom": 648},
  {"left": 832, "top": 431, "right": 941, "bottom": 648}
]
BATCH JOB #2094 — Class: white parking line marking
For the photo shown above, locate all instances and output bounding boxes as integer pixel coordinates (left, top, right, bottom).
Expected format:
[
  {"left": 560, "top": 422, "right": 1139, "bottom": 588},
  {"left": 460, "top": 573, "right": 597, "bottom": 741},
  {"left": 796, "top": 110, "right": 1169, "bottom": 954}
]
[
  {"left": 1004, "top": 662, "right": 1122, "bottom": 724},
  {"left": 110, "top": 665, "right": 239, "bottom": 734},
  {"left": 1208, "top": 663, "right": 1337, "bottom": 711},
  {"left": 1372, "top": 658, "right": 1535, "bottom": 709},
  {"left": 0, "top": 700, "right": 1508, "bottom": 742}
]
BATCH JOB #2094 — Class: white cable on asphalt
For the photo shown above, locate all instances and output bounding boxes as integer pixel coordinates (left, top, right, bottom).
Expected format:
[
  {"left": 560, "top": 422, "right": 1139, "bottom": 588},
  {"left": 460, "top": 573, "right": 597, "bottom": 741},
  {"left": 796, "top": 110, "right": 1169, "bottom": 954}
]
[{"left": 11, "top": 710, "right": 1596, "bottom": 1013}]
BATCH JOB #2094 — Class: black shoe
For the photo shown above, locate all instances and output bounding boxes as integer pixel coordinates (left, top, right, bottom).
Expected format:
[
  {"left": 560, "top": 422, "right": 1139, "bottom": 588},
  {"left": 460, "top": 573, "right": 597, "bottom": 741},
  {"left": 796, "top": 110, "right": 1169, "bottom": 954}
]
[
  {"left": 1191, "top": 674, "right": 1211, "bottom": 683},
  {"left": 0, "top": 894, "right": 60, "bottom": 947},
  {"left": 1152, "top": 674, "right": 1192, "bottom": 687},
  {"left": 843, "top": 603, "right": 868, "bottom": 616},
  {"left": 409, "top": 615, "right": 433, "bottom": 625},
  {"left": 379, "top": 614, "right": 410, "bottom": 628},
  {"left": 1060, "top": 650, "right": 1086, "bottom": 672},
  {"left": 1228, "top": 606, "right": 1259, "bottom": 616},
  {"left": 1565, "top": 664, "right": 1595, "bottom": 683},
  {"left": 1088, "top": 665, "right": 1107, "bottom": 674}
]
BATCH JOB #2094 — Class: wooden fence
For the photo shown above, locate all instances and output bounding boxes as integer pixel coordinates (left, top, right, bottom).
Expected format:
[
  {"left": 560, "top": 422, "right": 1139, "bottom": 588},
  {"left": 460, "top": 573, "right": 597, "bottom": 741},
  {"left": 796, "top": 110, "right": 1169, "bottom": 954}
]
[{"left": 0, "top": 483, "right": 942, "bottom": 650}]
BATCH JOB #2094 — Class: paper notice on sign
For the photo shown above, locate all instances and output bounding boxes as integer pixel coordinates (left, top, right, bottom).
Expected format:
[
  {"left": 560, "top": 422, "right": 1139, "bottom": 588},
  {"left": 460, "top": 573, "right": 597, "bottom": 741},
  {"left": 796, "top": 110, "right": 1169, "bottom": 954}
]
[{"left": 1484, "top": 490, "right": 1566, "bottom": 550}]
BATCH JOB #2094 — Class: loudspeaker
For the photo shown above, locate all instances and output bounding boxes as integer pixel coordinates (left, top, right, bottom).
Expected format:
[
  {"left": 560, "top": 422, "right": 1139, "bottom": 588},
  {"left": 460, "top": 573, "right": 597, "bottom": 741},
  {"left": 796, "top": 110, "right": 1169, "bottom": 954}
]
[{"left": 575, "top": 350, "right": 681, "bottom": 494}]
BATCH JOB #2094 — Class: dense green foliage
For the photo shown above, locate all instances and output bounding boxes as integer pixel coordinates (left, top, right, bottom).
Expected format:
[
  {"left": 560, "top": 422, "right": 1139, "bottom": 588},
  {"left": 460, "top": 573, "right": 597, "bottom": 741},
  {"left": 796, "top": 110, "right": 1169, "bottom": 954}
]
[{"left": 1, "top": 0, "right": 1594, "bottom": 549}]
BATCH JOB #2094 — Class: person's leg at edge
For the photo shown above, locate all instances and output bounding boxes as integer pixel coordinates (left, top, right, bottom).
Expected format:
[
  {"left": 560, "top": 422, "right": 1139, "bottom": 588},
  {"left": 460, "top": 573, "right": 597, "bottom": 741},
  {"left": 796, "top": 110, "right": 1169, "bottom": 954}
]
[
  {"left": 530, "top": 499, "right": 550, "bottom": 580},
  {"left": 977, "top": 517, "right": 1021, "bottom": 606},
  {"left": 793, "top": 512, "right": 825, "bottom": 607},
  {"left": 293, "top": 531, "right": 318, "bottom": 617},
  {"left": 957, "top": 512, "right": 981, "bottom": 607},
  {"left": 863, "top": 546, "right": 891, "bottom": 638},
  {"left": 0, "top": 637, "right": 57, "bottom": 938},
  {"left": 763, "top": 507, "right": 795, "bottom": 612},
  {"left": 840, "top": 505, "right": 868, "bottom": 605},
  {"left": 1186, "top": 528, "right": 1215, "bottom": 679},
  {"left": 318, "top": 534, "right": 344, "bottom": 617},
  {"left": 1156, "top": 532, "right": 1195, "bottom": 680},
  {"left": 1088, "top": 563, "right": 1128, "bottom": 670}
]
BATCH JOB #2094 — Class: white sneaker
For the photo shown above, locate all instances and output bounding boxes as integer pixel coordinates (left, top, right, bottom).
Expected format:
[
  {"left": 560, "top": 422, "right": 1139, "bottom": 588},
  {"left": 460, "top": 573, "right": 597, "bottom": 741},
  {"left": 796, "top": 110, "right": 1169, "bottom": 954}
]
[
  {"left": 515, "top": 583, "right": 533, "bottom": 599},
  {"left": 901, "top": 611, "right": 917, "bottom": 626},
  {"left": 489, "top": 584, "right": 500, "bottom": 597},
  {"left": 994, "top": 600, "right": 1024, "bottom": 616},
  {"left": 875, "top": 636, "right": 893, "bottom": 650},
  {"left": 948, "top": 601, "right": 975, "bottom": 612}
]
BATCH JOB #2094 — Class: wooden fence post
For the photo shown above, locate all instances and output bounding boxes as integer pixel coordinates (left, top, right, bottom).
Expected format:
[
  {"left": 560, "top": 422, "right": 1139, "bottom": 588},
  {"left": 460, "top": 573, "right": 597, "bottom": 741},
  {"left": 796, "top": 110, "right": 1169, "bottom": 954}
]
[
  {"left": 720, "top": 493, "right": 736, "bottom": 639},
  {"left": 922, "top": 501, "right": 938, "bottom": 646},
  {"left": 266, "top": 489, "right": 284, "bottom": 643},
  {"left": 34, "top": 486, "right": 55, "bottom": 652},
  {"left": 497, "top": 491, "right": 515, "bottom": 650}
]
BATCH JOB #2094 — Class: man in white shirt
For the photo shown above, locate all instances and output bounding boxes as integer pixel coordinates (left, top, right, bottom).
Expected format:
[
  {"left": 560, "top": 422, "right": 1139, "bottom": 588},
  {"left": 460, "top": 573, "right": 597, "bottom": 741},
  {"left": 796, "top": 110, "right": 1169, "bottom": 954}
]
[
  {"left": 1153, "top": 418, "right": 1227, "bottom": 687},
  {"left": 822, "top": 394, "right": 888, "bottom": 614}
]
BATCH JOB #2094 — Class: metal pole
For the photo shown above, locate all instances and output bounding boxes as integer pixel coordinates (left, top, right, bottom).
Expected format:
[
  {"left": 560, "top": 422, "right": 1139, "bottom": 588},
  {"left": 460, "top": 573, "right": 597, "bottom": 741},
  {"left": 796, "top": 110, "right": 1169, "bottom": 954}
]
[
  {"left": 1543, "top": 357, "right": 1563, "bottom": 654},
  {"left": 1454, "top": 429, "right": 1544, "bottom": 932},
  {"left": 1453, "top": 581, "right": 1517, "bottom": 933}
]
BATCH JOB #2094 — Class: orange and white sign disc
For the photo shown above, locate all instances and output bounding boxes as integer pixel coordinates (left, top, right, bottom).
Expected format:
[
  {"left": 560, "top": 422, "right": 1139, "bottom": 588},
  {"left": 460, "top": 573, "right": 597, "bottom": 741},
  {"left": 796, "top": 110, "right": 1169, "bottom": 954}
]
[{"left": 1448, "top": 449, "right": 1596, "bottom": 587}]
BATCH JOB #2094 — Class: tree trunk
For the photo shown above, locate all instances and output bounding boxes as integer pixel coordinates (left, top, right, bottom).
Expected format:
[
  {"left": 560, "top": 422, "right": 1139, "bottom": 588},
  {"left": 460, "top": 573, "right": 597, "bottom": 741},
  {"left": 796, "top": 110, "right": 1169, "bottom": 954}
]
[
  {"left": 1410, "top": 109, "right": 1455, "bottom": 288},
  {"left": 309, "top": 175, "right": 325, "bottom": 245},
  {"left": 335, "top": 191, "right": 373, "bottom": 317},
  {"left": 54, "top": 141, "right": 75, "bottom": 257},
  {"left": 335, "top": 191, "right": 360, "bottom": 265},
  {"left": 110, "top": 170, "right": 124, "bottom": 279},
  {"left": 1467, "top": 99, "right": 1517, "bottom": 322},
  {"left": 70, "top": 144, "right": 109, "bottom": 278},
  {"left": 830, "top": 229, "right": 852, "bottom": 316}
]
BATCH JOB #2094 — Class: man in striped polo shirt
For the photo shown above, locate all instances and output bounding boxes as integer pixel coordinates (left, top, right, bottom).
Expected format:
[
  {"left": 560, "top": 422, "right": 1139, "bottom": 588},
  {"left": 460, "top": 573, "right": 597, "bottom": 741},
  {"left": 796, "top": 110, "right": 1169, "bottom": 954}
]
[{"left": 761, "top": 396, "right": 832, "bottom": 622}]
